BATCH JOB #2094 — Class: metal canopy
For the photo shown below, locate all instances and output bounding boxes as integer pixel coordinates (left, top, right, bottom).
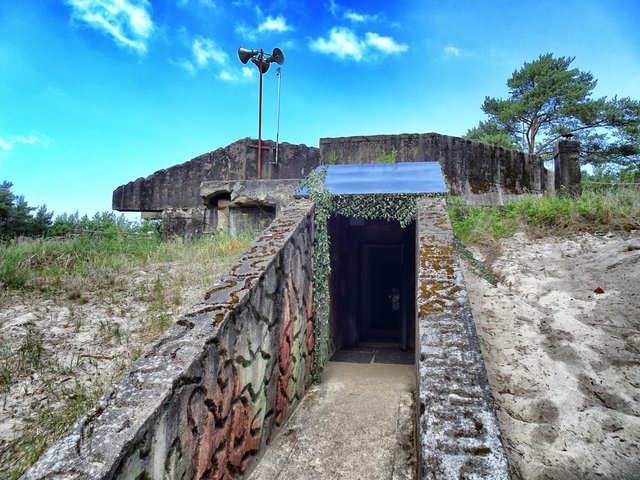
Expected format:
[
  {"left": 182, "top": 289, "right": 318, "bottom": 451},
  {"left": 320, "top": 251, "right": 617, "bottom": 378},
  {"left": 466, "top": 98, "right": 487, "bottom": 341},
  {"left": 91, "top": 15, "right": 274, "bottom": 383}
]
[{"left": 297, "top": 161, "right": 447, "bottom": 196}]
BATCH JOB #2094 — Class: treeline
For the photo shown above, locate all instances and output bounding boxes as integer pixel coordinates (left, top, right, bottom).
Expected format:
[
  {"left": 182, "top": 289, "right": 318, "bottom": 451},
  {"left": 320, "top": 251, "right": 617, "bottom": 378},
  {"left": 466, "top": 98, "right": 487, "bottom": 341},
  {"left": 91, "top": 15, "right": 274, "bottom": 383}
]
[{"left": 0, "top": 181, "right": 158, "bottom": 239}]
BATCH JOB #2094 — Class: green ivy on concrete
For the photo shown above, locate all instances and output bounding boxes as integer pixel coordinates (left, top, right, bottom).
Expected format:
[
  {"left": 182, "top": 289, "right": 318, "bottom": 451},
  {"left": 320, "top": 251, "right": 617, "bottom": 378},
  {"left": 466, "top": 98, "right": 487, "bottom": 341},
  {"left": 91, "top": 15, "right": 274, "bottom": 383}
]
[
  {"left": 300, "top": 167, "right": 333, "bottom": 382},
  {"left": 333, "top": 194, "right": 417, "bottom": 228}
]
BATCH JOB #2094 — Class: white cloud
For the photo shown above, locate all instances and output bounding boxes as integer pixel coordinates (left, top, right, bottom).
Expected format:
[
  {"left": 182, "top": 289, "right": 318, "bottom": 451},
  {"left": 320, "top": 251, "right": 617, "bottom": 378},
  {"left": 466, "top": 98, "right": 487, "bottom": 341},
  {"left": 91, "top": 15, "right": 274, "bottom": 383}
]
[
  {"left": 237, "top": 13, "right": 293, "bottom": 40},
  {"left": 310, "top": 27, "right": 364, "bottom": 61},
  {"left": 365, "top": 32, "right": 408, "bottom": 54},
  {"left": 66, "top": 0, "right": 154, "bottom": 54},
  {"left": 171, "top": 59, "right": 196, "bottom": 75},
  {"left": 258, "top": 15, "right": 292, "bottom": 33},
  {"left": 0, "top": 137, "right": 12, "bottom": 156},
  {"left": 192, "top": 37, "right": 227, "bottom": 67},
  {"left": 310, "top": 27, "right": 408, "bottom": 61},
  {"left": 344, "top": 11, "right": 378, "bottom": 23},
  {"left": 177, "top": 0, "right": 216, "bottom": 6},
  {"left": 218, "top": 71, "right": 236, "bottom": 81},
  {"left": 242, "top": 66, "right": 255, "bottom": 79},
  {"left": 328, "top": 0, "right": 339, "bottom": 16},
  {"left": 235, "top": 22, "right": 256, "bottom": 41},
  {"left": 443, "top": 45, "right": 461, "bottom": 57},
  {"left": 217, "top": 67, "right": 255, "bottom": 82},
  {"left": 0, "top": 134, "right": 50, "bottom": 158},
  {"left": 328, "top": 2, "right": 380, "bottom": 24}
]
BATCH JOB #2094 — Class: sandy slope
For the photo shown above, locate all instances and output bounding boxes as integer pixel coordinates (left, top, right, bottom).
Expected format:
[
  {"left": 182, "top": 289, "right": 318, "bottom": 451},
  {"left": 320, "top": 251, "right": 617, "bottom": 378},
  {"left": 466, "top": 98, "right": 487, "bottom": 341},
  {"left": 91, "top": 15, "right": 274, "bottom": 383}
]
[
  {"left": 462, "top": 231, "right": 640, "bottom": 480},
  {"left": 0, "top": 256, "right": 236, "bottom": 474}
]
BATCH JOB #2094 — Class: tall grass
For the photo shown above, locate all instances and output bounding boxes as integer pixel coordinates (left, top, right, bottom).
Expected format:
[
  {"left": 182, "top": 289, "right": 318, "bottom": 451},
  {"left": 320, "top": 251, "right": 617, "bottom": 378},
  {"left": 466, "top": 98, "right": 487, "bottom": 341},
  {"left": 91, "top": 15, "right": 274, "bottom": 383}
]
[
  {"left": 0, "top": 230, "right": 257, "bottom": 479},
  {"left": 0, "top": 231, "right": 256, "bottom": 294},
  {"left": 449, "top": 188, "right": 640, "bottom": 243}
]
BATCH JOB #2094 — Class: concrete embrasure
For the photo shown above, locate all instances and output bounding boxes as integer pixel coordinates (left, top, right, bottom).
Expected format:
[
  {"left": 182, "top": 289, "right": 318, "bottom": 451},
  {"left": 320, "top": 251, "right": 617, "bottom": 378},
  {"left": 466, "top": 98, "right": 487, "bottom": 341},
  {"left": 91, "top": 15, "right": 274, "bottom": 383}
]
[
  {"left": 415, "top": 198, "right": 510, "bottom": 479},
  {"left": 23, "top": 200, "right": 315, "bottom": 480}
]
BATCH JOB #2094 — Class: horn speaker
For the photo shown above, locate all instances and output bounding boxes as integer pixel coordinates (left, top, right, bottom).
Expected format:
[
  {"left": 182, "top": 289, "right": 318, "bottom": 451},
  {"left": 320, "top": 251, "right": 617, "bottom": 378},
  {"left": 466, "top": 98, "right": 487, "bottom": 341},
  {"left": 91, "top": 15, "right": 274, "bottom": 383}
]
[
  {"left": 268, "top": 47, "right": 284, "bottom": 65},
  {"left": 252, "top": 57, "right": 270, "bottom": 74},
  {"left": 238, "top": 47, "right": 257, "bottom": 64}
]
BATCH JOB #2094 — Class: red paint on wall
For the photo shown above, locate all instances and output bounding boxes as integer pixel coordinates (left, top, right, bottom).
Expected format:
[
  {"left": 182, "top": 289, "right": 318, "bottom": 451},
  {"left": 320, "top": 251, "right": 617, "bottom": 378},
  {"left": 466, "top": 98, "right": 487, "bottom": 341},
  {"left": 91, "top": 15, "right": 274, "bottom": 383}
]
[
  {"left": 193, "top": 364, "right": 261, "bottom": 479},
  {"left": 275, "top": 282, "right": 294, "bottom": 426}
]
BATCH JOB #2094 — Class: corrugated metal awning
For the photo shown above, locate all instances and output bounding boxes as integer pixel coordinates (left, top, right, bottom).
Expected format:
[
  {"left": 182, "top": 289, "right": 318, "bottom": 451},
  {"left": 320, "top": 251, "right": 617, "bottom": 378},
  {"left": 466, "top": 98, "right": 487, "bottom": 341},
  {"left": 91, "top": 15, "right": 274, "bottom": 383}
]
[{"left": 297, "top": 161, "right": 447, "bottom": 196}]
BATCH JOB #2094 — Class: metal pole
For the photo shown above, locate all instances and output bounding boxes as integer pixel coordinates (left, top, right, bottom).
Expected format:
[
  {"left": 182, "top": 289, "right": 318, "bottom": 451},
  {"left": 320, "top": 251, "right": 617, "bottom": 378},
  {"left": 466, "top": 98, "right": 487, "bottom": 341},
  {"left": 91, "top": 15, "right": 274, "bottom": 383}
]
[
  {"left": 275, "top": 67, "right": 281, "bottom": 166},
  {"left": 257, "top": 51, "right": 265, "bottom": 180}
]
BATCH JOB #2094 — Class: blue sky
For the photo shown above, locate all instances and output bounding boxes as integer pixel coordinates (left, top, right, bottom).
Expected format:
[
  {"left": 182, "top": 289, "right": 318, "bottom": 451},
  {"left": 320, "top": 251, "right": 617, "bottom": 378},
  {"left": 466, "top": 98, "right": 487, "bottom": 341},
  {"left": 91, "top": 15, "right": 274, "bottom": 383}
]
[{"left": 1, "top": 0, "right": 639, "bottom": 217}]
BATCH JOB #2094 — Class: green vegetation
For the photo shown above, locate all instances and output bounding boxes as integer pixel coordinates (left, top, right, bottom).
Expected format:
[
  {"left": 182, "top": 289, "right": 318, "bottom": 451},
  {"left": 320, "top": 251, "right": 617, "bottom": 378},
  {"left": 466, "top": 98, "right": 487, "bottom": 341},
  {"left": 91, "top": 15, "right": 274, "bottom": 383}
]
[
  {"left": 375, "top": 148, "right": 398, "bottom": 163},
  {"left": 0, "top": 228, "right": 255, "bottom": 479},
  {"left": 448, "top": 187, "right": 640, "bottom": 244},
  {"left": 465, "top": 53, "right": 640, "bottom": 175},
  {"left": 302, "top": 167, "right": 333, "bottom": 382},
  {"left": 1, "top": 181, "right": 159, "bottom": 240},
  {"left": 0, "top": 226, "right": 254, "bottom": 295}
]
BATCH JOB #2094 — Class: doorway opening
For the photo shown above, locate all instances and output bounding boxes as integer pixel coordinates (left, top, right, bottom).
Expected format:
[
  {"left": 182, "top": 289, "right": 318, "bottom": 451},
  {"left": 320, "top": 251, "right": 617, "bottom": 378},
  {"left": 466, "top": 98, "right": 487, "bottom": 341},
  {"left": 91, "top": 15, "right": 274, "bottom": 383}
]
[{"left": 328, "top": 215, "right": 415, "bottom": 364}]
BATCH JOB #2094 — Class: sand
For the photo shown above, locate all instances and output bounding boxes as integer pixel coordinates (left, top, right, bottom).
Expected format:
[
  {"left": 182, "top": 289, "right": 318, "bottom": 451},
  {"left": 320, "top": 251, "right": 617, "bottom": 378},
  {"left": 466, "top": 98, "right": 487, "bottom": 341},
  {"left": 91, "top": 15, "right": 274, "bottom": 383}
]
[
  {"left": 0, "top": 256, "right": 236, "bottom": 474},
  {"left": 462, "top": 231, "right": 640, "bottom": 480},
  {"left": 2, "top": 231, "right": 639, "bottom": 479}
]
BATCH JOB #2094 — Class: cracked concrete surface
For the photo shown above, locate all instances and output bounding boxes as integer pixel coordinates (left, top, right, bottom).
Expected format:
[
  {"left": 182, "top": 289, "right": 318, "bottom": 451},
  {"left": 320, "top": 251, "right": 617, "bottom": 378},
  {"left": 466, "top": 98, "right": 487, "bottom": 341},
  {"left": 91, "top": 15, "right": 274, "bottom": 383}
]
[{"left": 248, "top": 361, "right": 416, "bottom": 480}]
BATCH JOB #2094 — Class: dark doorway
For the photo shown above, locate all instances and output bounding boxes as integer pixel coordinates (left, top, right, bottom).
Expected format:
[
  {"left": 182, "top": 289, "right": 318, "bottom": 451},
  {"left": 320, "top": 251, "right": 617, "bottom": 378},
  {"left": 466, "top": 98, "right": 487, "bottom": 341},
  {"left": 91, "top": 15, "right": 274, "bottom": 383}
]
[
  {"left": 328, "top": 215, "right": 415, "bottom": 363},
  {"left": 361, "top": 244, "right": 404, "bottom": 343}
]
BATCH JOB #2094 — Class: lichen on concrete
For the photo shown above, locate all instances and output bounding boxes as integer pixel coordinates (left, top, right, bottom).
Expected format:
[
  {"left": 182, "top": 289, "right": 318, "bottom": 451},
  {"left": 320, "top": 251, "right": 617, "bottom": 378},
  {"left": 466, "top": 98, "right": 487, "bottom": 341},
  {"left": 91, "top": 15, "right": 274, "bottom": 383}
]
[{"left": 415, "top": 198, "right": 510, "bottom": 479}]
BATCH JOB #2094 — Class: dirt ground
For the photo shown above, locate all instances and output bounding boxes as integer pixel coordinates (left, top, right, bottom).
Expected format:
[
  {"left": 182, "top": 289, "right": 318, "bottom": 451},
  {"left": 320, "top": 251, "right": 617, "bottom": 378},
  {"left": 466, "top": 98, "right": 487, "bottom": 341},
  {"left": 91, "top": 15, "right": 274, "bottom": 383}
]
[
  {"left": 462, "top": 231, "right": 640, "bottom": 480},
  {"left": 0, "top": 255, "right": 238, "bottom": 474}
]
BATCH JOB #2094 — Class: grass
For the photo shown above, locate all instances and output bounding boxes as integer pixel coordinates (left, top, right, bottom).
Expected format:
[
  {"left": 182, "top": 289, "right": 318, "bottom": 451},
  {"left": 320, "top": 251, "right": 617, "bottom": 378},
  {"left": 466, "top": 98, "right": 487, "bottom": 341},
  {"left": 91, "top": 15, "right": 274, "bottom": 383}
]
[
  {"left": 0, "top": 231, "right": 256, "bottom": 296},
  {"left": 448, "top": 187, "right": 640, "bottom": 244},
  {"left": 0, "top": 230, "right": 257, "bottom": 478},
  {"left": 2, "top": 380, "right": 105, "bottom": 480},
  {"left": 448, "top": 187, "right": 640, "bottom": 288}
]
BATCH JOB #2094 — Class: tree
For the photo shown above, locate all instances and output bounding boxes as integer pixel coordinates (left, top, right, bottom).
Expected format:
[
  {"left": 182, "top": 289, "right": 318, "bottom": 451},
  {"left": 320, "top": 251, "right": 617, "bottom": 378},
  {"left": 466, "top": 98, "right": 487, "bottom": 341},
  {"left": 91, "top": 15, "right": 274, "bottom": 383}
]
[
  {"left": 466, "top": 53, "right": 640, "bottom": 172},
  {"left": 464, "top": 120, "right": 520, "bottom": 150},
  {"left": 0, "top": 181, "right": 53, "bottom": 238}
]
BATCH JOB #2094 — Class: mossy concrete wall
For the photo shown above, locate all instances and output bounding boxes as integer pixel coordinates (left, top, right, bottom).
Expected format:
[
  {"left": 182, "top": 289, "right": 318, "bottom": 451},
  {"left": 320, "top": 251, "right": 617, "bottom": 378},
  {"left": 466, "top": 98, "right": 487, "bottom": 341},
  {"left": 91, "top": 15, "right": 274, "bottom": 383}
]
[
  {"left": 321, "top": 133, "right": 566, "bottom": 205},
  {"left": 112, "top": 139, "right": 319, "bottom": 212},
  {"left": 415, "top": 198, "right": 510, "bottom": 479},
  {"left": 23, "top": 201, "right": 315, "bottom": 480}
]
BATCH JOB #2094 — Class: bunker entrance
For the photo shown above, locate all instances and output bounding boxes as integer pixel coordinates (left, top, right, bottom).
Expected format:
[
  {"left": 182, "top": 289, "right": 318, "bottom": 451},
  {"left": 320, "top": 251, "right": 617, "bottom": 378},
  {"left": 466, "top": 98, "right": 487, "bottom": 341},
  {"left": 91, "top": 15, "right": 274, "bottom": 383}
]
[{"left": 328, "top": 215, "right": 415, "bottom": 364}]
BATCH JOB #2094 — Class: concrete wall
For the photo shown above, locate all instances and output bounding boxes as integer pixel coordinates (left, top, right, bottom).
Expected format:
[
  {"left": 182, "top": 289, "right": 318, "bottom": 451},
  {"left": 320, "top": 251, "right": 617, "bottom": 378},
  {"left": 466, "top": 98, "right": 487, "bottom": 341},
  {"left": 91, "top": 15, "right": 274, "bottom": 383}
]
[
  {"left": 112, "top": 139, "right": 319, "bottom": 212},
  {"left": 415, "top": 198, "right": 510, "bottom": 479},
  {"left": 320, "top": 133, "right": 560, "bottom": 205},
  {"left": 23, "top": 200, "right": 315, "bottom": 480}
]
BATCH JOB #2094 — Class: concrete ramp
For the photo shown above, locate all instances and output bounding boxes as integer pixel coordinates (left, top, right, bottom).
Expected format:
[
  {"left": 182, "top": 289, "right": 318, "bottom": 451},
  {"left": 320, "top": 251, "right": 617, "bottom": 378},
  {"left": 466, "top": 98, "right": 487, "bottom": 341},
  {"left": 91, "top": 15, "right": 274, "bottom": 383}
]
[{"left": 248, "top": 361, "right": 415, "bottom": 480}]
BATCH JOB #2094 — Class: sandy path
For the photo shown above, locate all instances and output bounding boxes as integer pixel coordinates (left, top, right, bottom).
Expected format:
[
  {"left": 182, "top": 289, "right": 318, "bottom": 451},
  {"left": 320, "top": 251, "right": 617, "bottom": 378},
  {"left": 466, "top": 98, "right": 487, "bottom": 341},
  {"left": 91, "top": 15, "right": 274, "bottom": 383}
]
[{"left": 462, "top": 231, "right": 640, "bottom": 479}]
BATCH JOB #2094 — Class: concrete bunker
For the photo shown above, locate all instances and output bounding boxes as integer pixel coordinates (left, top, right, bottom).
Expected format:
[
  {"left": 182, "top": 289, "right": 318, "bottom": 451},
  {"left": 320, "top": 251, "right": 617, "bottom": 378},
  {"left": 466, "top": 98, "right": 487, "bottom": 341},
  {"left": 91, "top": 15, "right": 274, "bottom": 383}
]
[
  {"left": 298, "top": 161, "right": 448, "bottom": 365},
  {"left": 25, "top": 133, "right": 585, "bottom": 478}
]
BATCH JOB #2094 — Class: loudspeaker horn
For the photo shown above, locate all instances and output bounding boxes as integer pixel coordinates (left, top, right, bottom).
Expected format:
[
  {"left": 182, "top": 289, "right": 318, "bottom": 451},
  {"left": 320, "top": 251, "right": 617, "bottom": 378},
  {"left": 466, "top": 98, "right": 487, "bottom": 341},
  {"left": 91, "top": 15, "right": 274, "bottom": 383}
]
[
  {"left": 252, "top": 57, "right": 270, "bottom": 74},
  {"left": 238, "top": 47, "right": 257, "bottom": 64},
  {"left": 267, "top": 47, "right": 284, "bottom": 65}
]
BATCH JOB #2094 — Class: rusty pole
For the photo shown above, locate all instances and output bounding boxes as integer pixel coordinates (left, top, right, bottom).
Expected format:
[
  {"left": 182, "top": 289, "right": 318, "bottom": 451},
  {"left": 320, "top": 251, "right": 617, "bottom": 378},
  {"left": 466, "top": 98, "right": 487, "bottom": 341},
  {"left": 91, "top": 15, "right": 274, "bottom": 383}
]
[{"left": 257, "top": 49, "right": 264, "bottom": 180}]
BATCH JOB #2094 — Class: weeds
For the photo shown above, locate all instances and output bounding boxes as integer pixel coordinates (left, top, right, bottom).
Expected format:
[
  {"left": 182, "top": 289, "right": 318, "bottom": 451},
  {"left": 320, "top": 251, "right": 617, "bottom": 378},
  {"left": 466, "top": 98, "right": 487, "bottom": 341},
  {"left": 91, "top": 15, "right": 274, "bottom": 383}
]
[
  {"left": 17, "top": 327, "right": 45, "bottom": 371},
  {"left": 1, "top": 380, "right": 105, "bottom": 480},
  {"left": 0, "top": 230, "right": 255, "bottom": 477},
  {"left": 448, "top": 188, "right": 640, "bottom": 244},
  {"left": 448, "top": 189, "right": 640, "bottom": 287},
  {"left": 0, "top": 231, "right": 253, "bottom": 295}
]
